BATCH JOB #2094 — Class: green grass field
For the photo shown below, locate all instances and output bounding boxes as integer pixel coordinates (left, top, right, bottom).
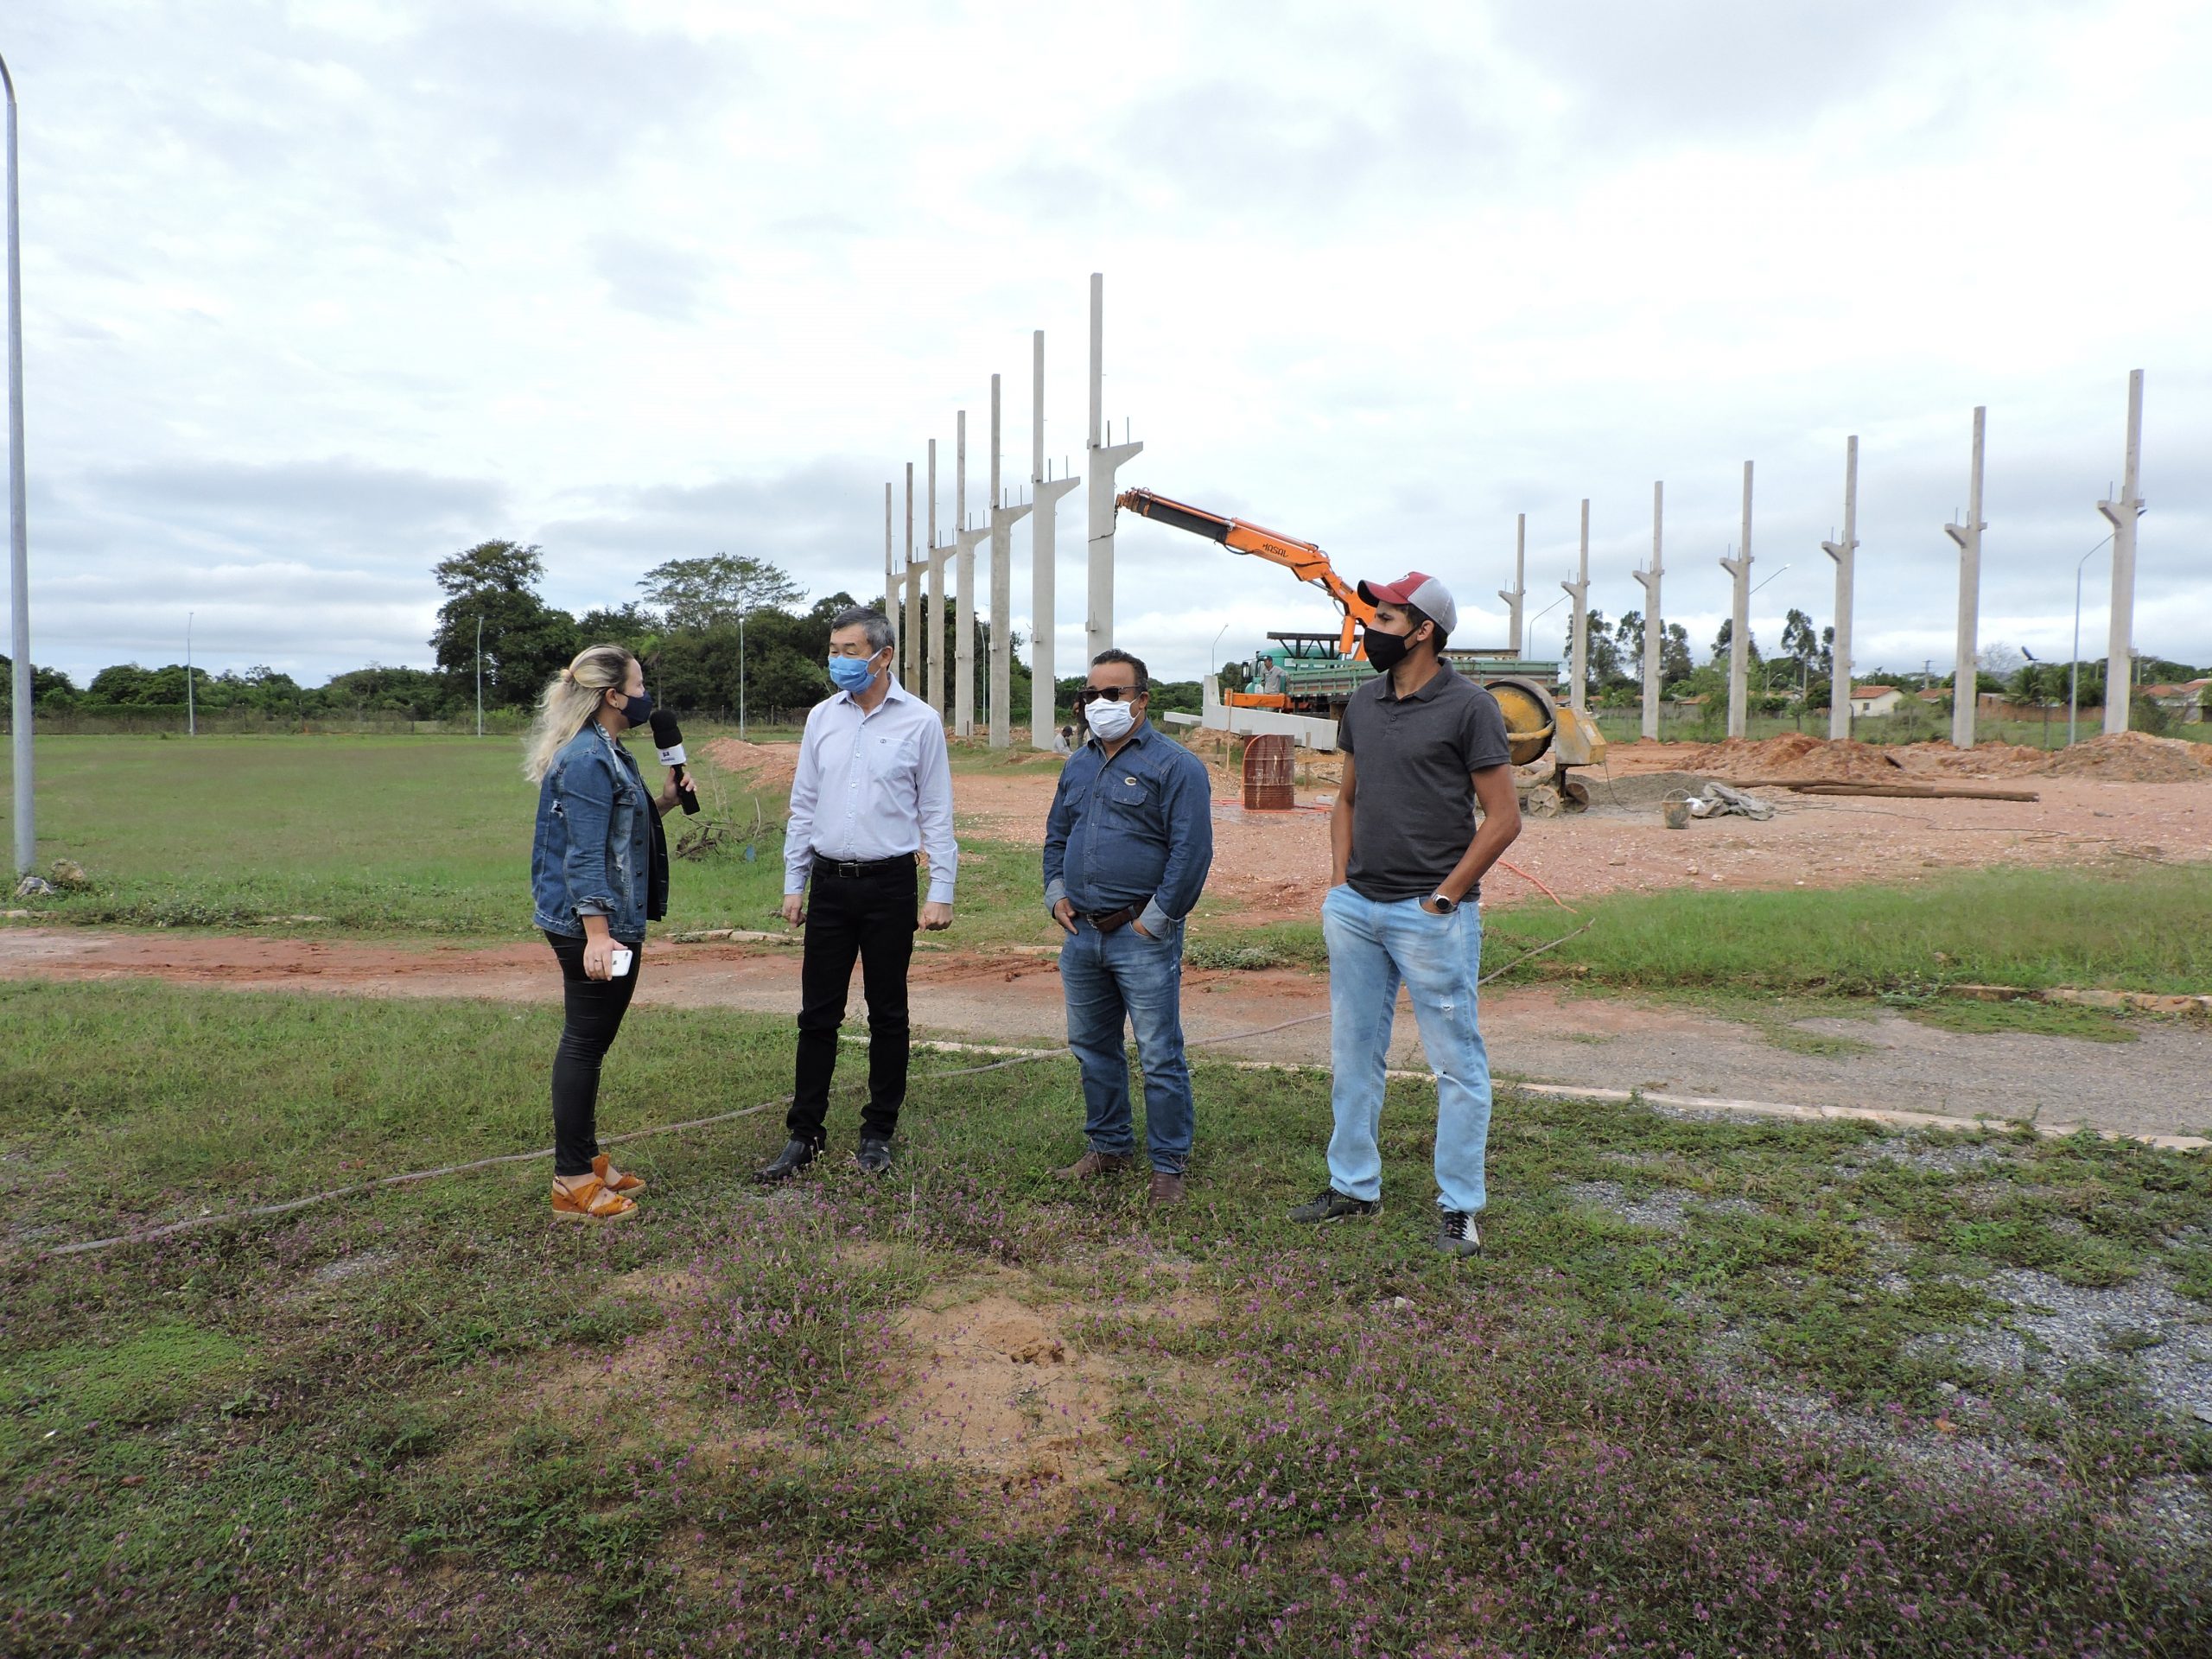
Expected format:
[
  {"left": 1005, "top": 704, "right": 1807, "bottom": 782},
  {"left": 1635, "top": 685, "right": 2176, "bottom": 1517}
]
[
  {"left": 0, "top": 734, "right": 1069, "bottom": 948},
  {"left": 3, "top": 982, "right": 2208, "bottom": 1654}
]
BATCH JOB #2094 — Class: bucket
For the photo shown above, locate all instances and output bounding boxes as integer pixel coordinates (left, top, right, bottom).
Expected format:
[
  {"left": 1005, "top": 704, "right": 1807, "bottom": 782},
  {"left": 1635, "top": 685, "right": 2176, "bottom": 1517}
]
[{"left": 1662, "top": 791, "right": 1692, "bottom": 830}]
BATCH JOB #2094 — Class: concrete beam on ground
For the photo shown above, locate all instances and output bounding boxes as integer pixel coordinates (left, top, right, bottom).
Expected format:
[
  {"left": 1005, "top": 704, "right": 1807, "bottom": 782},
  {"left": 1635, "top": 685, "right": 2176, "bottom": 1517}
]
[
  {"left": 2098, "top": 370, "right": 2146, "bottom": 737},
  {"left": 1084, "top": 272, "right": 1141, "bottom": 664},
  {"left": 1562, "top": 498, "right": 1592, "bottom": 712},
  {"left": 1634, "top": 483, "right": 1663, "bottom": 742},
  {"left": 1499, "top": 512, "right": 1526, "bottom": 657},
  {"left": 986, "top": 372, "right": 1032, "bottom": 749},
  {"left": 1029, "top": 329, "right": 1080, "bottom": 750},
  {"left": 1944, "top": 408, "right": 1987, "bottom": 750},
  {"left": 1821, "top": 436, "right": 1859, "bottom": 743},
  {"left": 1722, "top": 461, "right": 1754, "bottom": 739}
]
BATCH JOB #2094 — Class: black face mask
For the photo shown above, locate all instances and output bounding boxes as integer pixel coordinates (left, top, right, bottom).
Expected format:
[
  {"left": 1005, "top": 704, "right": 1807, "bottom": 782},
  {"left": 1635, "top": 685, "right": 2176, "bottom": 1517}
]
[
  {"left": 614, "top": 691, "right": 655, "bottom": 728},
  {"left": 1363, "top": 626, "right": 1414, "bottom": 674}
]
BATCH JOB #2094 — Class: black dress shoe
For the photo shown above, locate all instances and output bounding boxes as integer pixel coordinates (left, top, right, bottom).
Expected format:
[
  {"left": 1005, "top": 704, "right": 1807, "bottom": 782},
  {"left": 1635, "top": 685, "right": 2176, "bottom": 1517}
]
[
  {"left": 757, "top": 1139, "right": 819, "bottom": 1183},
  {"left": 856, "top": 1135, "right": 893, "bottom": 1176}
]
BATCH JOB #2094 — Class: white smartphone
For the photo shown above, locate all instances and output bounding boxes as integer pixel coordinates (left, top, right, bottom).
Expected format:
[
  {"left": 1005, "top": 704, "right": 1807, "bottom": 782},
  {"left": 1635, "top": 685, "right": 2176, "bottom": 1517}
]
[{"left": 609, "top": 945, "right": 634, "bottom": 978}]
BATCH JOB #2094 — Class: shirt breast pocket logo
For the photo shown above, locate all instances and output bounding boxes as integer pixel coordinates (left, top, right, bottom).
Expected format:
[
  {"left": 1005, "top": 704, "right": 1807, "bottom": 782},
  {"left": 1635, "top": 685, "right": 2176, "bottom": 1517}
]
[{"left": 1109, "top": 776, "right": 1152, "bottom": 810}]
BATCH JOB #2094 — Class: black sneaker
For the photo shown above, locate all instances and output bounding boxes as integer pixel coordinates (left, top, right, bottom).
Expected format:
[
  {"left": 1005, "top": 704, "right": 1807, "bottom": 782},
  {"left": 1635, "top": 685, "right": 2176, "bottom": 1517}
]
[
  {"left": 1434, "top": 1210, "right": 1482, "bottom": 1257},
  {"left": 856, "top": 1135, "right": 893, "bottom": 1177},
  {"left": 756, "top": 1139, "right": 820, "bottom": 1184},
  {"left": 1287, "top": 1187, "right": 1382, "bottom": 1224}
]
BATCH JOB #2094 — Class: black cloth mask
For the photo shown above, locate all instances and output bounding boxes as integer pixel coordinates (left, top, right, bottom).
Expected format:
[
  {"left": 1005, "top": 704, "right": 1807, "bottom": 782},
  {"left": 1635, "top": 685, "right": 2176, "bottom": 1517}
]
[
  {"left": 617, "top": 691, "right": 656, "bottom": 728},
  {"left": 1363, "top": 626, "right": 1412, "bottom": 675}
]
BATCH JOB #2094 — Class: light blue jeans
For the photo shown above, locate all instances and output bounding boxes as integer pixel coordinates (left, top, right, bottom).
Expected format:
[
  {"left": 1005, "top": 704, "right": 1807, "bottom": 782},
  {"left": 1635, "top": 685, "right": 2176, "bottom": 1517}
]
[
  {"left": 1321, "top": 884, "right": 1493, "bottom": 1215},
  {"left": 1059, "top": 916, "right": 1194, "bottom": 1173}
]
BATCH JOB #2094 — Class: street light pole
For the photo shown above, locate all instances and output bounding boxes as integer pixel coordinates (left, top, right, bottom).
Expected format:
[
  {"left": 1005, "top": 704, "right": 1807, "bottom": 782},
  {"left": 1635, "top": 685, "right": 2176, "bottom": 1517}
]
[
  {"left": 738, "top": 610, "right": 747, "bottom": 737},
  {"left": 2069, "top": 534, "right": 2112, "bottom": 747},
  {"left": 3, "top": 54, "right": 33, "bottom": 874},
  {"left": 186, "top": 612, "right": 196, "bottom": 737},
  {"left": 474, "top": 614, "right": 483, "bottom": 737}
]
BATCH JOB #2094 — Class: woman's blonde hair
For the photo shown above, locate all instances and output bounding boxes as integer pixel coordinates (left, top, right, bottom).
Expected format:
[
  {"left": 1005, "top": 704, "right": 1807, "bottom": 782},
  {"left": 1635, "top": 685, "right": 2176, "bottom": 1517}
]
[{"left": 522, "top": 644, "right": 636, "bottom": 782}]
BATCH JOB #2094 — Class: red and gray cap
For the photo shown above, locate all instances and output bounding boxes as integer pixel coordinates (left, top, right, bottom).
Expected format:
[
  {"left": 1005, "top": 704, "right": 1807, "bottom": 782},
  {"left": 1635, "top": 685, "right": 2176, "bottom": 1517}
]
[{"left": 1356, "top": 571, "right": 1456, "bottom": 637}]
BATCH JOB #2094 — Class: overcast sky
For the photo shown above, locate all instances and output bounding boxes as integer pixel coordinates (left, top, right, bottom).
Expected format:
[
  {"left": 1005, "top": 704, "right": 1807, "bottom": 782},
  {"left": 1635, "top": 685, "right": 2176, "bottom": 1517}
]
[{"left": 7, "top": 0, "right": 2209, "bottom": 690}]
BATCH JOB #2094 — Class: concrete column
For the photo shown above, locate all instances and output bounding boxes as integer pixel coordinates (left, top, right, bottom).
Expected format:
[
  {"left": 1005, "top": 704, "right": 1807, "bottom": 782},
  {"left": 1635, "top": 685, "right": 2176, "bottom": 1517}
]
[
  {"left": 1720, "top": 461, "right": 1754, "bottom": 739},
  {"left": 1497, "top": 513, "right": 1526, "bottom": 657},
  {"left": 1821, "top": 436, "right": 1859, "bottom": 742},
  {"left": 954, "top": 408, "right": 985, "bottom": 738},
  {"left": 2098, "top": 370, "right": 2146, "bottom": 736},
  {"left": 926, "top": 439, "right": 944, "bottom": 720},
  {"left": 1633, "top": 482, "right": 1663, "bottom": 742},
  {"left": 902, "top": 461, "right": 917, "bottom": 677},
  {"left": 1943, "top": 409, "right": 1986, "bottom": 750},
  {"left": 883, "top": 481, "right": 894, "bottom": 642},
  {"left": 1084, "top": 272, "right": 1143, "bottom": 663},
  {"left": 986, "top": 372, "right": 1032, "bottom": 749},
  {"left": 1561, "top": 499, "right": 1591, "bottom": 712},
  {"left": 1031, "top": 329, "right": 1080, "bottom": 750}
]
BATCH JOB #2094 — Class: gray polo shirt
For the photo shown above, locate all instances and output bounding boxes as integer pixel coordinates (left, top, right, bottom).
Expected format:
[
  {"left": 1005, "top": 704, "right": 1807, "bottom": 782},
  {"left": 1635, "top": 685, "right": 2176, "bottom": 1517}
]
[{"left": 1338, "top": 659, "right": 1513, "bottom": 903}]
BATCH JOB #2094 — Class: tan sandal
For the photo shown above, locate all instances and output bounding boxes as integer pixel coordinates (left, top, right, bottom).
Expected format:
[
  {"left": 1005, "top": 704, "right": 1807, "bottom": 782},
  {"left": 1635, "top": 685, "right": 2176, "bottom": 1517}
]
[
  {"left": 593, "top": 1154, "right": 645, "bottom": 1196},
  {"left": 551, "top": 1174, "right": 637, "bottom": 1222}
]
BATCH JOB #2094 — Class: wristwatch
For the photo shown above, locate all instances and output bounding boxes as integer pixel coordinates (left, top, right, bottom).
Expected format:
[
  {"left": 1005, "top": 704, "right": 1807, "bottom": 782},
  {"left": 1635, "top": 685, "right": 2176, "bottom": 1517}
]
[{"left": 1427, "top": 892, "right": 1459, "bottom": 914}]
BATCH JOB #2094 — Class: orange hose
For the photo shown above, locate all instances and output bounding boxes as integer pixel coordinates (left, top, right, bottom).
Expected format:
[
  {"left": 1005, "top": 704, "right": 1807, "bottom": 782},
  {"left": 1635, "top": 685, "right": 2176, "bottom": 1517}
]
[{"left": 1497, "top": 858, "right": 1576, "bottom": 911}]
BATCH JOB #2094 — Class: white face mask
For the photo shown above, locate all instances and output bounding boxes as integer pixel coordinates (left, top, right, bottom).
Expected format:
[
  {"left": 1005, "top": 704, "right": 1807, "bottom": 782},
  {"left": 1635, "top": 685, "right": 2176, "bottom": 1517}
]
[{"left": 1085, "top": 696, "right": 1138, "bottom": 741}]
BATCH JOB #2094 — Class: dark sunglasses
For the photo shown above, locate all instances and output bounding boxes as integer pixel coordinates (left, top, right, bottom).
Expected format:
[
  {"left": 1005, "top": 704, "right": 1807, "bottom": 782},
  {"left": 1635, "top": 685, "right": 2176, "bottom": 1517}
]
[{"left": 1077, "top": 684, "right": 1143, "bottom": 704}]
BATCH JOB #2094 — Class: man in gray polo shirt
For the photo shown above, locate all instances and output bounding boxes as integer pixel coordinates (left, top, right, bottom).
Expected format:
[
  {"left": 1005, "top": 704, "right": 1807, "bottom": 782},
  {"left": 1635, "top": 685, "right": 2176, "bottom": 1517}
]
[{"left": 1288, "top": 572, "right": 1522, "bottom": 1256}]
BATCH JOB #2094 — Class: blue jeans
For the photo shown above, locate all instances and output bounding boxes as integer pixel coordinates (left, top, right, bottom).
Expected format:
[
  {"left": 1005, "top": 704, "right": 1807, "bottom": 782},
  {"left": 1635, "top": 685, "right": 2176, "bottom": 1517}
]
[
  {"left": 1321, "top": 884, "right": 1493, "bottom": 1215},
  {"left": 1059, "top": 916, "right": 1194, "bottom": 1173}
]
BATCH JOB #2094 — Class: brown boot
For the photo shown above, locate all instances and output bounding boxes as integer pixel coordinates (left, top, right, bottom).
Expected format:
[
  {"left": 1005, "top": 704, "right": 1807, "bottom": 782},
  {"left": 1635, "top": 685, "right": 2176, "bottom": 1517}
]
[
  {"left": 1055, "top": 1149, "right": 1134, "bottom": 1181},
  {"left": 1148, "top": 1171, "right": 1187, "bottom": 1205}
]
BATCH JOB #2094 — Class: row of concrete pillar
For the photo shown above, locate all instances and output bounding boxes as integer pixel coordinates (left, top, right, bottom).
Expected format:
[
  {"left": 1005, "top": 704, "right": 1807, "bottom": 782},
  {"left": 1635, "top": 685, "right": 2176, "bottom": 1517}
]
[
  {"left": 1539, "top": 371, "right": 2147, "bottom": 747},
  {"left": 878, "top": 274, "right": 1141, "bottom": 748}
]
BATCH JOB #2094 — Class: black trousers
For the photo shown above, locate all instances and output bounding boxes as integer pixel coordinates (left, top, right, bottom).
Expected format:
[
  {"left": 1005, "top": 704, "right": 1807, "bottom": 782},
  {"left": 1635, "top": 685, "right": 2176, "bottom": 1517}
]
[
  {"left": 546, "top": 930, "right": 642, "bottom": 1177},
  {"left": 791, "top": 861, "right": 918, "bottom": 1145}
]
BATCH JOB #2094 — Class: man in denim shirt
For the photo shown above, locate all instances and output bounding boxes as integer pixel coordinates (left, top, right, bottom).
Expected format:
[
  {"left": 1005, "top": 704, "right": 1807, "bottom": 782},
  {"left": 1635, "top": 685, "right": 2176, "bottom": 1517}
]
[{"left": 1043, "top": 649, "right": 1215, "bottom": 1205}]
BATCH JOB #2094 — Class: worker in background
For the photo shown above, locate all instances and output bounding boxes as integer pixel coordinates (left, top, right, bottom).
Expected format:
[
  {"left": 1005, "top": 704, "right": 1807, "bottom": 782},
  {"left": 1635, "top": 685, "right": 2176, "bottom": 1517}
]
[
  {"left": 1288, "top": 574, "right": 1520, "bottom": 1256},
  {"left": 764, "top": 606, "right": 957, "bottom": 1183},
  {"left": 1043, "top": 649, "right": 1215, "bottom": 1205}
]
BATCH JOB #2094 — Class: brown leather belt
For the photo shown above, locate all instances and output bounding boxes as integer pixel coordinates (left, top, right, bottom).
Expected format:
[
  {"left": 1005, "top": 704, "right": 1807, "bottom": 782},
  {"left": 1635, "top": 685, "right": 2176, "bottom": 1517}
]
[{"left": 1078, "top": 904, "right": 1141, "bottom": 933}]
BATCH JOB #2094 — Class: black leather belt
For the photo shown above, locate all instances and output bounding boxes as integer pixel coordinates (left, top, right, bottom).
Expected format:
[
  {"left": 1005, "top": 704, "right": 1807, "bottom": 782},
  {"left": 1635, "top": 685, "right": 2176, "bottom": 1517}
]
[
  {"left": 816, "top": 853, "right": 918, "bottom": 879},
  {"left": 1078, "top": 904, "right": 1142, "bottom": 933}
]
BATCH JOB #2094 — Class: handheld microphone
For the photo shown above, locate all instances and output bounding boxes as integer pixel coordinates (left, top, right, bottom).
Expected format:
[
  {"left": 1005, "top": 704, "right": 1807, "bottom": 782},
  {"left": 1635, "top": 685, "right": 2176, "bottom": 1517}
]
[{"left": 648, "top": 709, "right": 702, "bottom": 814}]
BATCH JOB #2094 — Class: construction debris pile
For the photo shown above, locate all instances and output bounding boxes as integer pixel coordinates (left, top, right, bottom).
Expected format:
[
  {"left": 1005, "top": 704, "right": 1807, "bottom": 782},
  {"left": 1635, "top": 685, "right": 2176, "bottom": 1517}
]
[{"left": 1680, "top": 730, "right": 2212, "bottom": 785}]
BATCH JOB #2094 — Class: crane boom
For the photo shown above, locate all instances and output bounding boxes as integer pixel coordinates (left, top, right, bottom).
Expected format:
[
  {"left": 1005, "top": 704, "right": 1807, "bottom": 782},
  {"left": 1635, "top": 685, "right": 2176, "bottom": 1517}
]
[{"left": 1116, "top": 487, "right": 1373, "bottom": 655}]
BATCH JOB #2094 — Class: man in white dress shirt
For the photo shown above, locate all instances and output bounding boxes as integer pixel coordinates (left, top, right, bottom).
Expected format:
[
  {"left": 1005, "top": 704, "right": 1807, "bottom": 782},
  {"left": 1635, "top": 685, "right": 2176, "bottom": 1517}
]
[{"left": 760, "top": 606, "right": 957, "bottom": 1181}]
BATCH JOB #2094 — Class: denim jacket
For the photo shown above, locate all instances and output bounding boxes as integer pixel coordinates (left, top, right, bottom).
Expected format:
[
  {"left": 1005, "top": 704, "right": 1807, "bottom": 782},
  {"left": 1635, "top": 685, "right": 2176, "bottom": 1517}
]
[
  {"left": 1042, "top": 721, "right": 1214, "bottom": 935},
  {"left": 531, "top": 721, "right": 668, "bottom": 942}
]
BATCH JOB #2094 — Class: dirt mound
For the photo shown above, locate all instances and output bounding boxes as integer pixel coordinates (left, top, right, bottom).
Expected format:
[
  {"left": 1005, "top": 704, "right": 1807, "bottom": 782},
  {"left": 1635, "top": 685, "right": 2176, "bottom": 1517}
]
[
  {"left": 703, "top": 737, "right": 799, "bottom": 795},
  {"left": 2039, "top": 730, "right": 2212, "bottom": 782},
  {"left": 1891, "top": 742, "right": 2050, "bottom": 779},
  {"left": 1679, "top": 733, "right": 1905, "bottom": 783}
]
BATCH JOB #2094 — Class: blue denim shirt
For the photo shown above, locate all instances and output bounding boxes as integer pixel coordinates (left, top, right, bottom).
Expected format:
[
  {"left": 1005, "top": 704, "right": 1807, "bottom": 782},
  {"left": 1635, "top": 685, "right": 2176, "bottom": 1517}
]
[
  {"left": 531, "top": 721, "right": 659, "bottom": 943},
  {"left": 1042, "top": 721, "right": 1214, "bottom": 935}
]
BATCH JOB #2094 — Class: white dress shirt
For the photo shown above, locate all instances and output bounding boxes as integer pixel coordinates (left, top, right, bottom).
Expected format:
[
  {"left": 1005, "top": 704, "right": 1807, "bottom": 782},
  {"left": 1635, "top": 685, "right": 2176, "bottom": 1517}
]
[{"left": 784, "top": 675, "right": 958, "bottom": 904}]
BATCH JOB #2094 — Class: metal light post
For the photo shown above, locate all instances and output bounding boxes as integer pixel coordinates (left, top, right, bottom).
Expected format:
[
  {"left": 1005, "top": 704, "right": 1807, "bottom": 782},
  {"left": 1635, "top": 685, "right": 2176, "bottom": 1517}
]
[
  {"left": 3, "top": 53, "right": 32, "bottom": 874},
  {"left": 2068, "top": 535, "right": 2112, "bottom": 747},
  {"left": 186, "top": 612, "right": 196, "bottom": 736},
  {"left": 474, "top": 614, "right": 484, "bottom": 736},
  {"left": 738, "top": 609, "right": 747, "bottom": 737}
]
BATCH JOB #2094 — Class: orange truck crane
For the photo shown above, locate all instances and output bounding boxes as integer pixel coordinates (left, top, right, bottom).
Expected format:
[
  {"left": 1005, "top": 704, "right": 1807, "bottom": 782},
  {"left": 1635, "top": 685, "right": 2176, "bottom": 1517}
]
[{"left": 1114, "top": 485, "right": 1607, "bottom": 812}]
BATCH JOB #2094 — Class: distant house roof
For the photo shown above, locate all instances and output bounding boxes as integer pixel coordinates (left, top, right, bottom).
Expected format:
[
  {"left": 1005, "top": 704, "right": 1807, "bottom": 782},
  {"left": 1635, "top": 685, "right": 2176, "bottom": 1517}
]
[
  {"left": 1849, "top": 685, "right": 1897, "bottom": 699},
  {"left": 1670, "top": 693, "right": 1706, "bottom": 705},
  {"left": 2144, "top": 683, "right": 2185, "bottom": 698},
  {"left": 1916, "top": 688, "right": 1948, "bottom": 702}
]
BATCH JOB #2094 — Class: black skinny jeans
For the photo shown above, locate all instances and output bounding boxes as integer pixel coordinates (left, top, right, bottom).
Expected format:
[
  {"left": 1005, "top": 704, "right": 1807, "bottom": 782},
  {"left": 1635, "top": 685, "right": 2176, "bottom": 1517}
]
[
  {"left": 791, "top": 861, "right": 918, "bottom": 1147},
  {"left": 546, "top": 930, "right": 642, "bottom": 1177}
]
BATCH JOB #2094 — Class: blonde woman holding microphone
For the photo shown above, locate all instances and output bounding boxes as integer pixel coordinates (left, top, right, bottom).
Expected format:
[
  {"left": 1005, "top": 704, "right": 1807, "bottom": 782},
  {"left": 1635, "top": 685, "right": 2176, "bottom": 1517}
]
[{"left": 524, "top": 644, "right": 694, "bottom": 1221}]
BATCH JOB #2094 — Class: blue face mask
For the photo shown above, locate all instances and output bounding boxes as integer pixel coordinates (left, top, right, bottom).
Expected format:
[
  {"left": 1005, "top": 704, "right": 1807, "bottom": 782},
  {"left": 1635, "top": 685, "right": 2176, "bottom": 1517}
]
[{"left": 827, "top": 650, "right": 881, "bottom": 692}]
